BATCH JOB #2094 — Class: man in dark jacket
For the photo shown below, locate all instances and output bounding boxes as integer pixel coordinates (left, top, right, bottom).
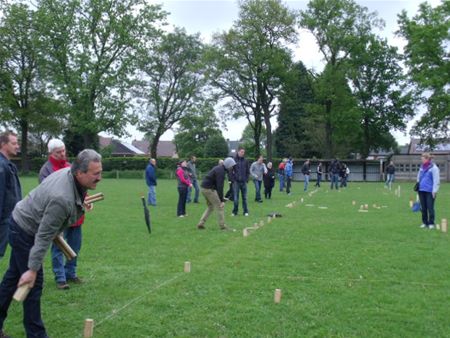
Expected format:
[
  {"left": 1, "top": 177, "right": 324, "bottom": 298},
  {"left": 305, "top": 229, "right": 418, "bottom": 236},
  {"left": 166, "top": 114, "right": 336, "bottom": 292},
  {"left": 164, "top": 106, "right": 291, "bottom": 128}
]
[
  {"left": 330, "top": 158, "right": 340, "bottom": 190},
  {"left": 145, "top": 158, "right": 157, "bottom": 206},
  {"left": 197, "top": 157, "right": 236, "bottom": 230},
  {"left": 0, "top": 131, "right": 22, "bottom": 260},
  {"left": 231, "top": 147, "right": 250, "bottom": 216}
]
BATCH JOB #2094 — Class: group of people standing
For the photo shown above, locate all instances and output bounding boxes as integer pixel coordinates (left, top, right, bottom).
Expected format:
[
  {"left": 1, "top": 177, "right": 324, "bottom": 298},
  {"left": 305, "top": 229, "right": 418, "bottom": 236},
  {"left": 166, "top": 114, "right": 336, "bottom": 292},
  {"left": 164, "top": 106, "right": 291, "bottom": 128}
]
[{"left": 0, "top": 130, "right": 102, "bottom": 337}]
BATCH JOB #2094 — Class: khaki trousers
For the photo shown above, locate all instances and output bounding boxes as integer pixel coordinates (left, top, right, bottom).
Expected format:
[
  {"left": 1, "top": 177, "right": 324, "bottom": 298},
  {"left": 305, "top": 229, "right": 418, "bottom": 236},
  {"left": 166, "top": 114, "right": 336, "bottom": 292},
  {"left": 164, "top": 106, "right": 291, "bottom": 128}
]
[{"left": 198, "top": 188, "right": 225, "bottom": 229}]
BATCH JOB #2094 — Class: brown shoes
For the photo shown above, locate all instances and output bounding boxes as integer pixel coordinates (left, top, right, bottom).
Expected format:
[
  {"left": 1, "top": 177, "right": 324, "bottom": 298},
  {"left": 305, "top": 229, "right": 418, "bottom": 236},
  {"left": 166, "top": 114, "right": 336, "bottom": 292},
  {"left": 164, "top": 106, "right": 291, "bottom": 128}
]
[
  {"left": 197, "top": 224, "right": 205, "bottom": 230},
  {"left": 67, "top": 277, "right": 83, "bottom": 284},
  {"left": 56, "top": 282, "right": 70, "bottom": 290}
]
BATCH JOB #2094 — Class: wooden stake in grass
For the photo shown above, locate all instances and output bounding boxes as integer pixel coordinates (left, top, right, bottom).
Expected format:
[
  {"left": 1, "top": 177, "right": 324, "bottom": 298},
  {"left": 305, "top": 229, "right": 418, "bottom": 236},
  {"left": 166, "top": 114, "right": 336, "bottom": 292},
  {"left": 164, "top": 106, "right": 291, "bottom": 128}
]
[
  {"left": 274, "top": 289, "right": 282, "bottom": 303},
  {"left": 184, "top": 261, "right": 191, "bottom": 273},
  {"left": 409, "top": 200, "right": 413, "bottom": 208},
  {"left": 13, "top": 283, "right": 32, "bottom": 302},
  {"left": 364, "top": 204, "right": 369, "bottom": 210},
  {"left": 243, "top": 228, "right": 249, "bottom": 237},
  {"left": 352, "top": 200, "right": 356, "bottom": 206},
  {"left": 259, "top": 220, "right": 264, "bottom": 227},
  {"left": 83, "top": 318, "right": 94, "bottom": 338},
  {"left": 267, "top": 216, "right": 272, "bottom": 223},
  {"left": 441, "top": 218, "right": 448, "bottom": 233}
]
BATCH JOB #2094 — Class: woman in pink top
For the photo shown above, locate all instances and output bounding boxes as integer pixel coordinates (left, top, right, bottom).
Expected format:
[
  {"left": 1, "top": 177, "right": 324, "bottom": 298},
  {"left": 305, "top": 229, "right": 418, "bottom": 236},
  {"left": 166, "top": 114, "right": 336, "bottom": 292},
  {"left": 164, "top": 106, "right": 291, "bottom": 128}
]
[{"left": 176, "top": 160, "right": 192, "bottom": 217}]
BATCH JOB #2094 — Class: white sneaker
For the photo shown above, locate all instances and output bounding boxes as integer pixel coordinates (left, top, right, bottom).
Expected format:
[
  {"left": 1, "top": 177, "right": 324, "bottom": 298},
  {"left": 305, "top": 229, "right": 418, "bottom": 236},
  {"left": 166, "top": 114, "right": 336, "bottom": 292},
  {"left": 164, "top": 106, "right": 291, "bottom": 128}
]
[
  {"left": 244, "top": 213, "right": 249, "bottom": 216},
  {"left": 428, "top": 224, "right": 435, "bottom": 229},
  {"left": 420, "top": 224, "right": 427, "bottom": 228},
  {"left": 231, "top": 213, "right": 236, "bottom": 217}
]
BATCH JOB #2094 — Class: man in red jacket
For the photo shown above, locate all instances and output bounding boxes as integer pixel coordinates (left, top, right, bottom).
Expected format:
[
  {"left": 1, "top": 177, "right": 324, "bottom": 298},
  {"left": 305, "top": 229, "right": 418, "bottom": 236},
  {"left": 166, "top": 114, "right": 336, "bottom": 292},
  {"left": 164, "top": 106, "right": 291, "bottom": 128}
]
[{"left": 39, "top": 139, "right": 90, "bottom": 290}]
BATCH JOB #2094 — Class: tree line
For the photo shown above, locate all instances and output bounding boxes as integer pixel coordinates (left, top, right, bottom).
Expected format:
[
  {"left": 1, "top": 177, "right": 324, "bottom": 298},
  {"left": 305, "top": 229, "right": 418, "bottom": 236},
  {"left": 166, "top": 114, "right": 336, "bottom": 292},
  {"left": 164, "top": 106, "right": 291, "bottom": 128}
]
[{"left": 0, "top": 0, "right": 448, "bottom": 170}]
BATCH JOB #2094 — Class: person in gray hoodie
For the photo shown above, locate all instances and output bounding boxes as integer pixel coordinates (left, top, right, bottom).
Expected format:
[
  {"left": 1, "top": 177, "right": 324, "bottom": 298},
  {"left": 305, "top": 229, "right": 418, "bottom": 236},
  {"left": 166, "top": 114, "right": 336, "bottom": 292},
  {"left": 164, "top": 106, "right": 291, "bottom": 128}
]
[
  {"left": 250, "top": 155, "right": 267, "bottom": 203},
  {"left": 0, "top": 149, "right": 102, "bottom": 338}
]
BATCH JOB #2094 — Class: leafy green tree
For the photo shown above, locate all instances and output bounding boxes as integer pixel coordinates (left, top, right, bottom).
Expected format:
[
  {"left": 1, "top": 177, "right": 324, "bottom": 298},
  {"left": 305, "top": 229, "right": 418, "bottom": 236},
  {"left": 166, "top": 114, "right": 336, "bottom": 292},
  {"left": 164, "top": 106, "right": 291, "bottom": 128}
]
[
  {"left": 275, "top": 62, "right": 316, "bottom": 158},
  {"left": 347, "top": 35, "right": 415, "bottom": 157},
  {"left": 174, "top": 103, "right": 222, "bottom": 158},
  {"left": 300, "top": 0, "right": 382, "bottom": 158},
  {"left": 0, "top": 3, "right": 64, "bottom": 171},
  {"left": 134, "top": 27, "right": 206, "bottom": 158},
  {"left": 206, "top": 0, "right": 297, "bottom": 160},
  {"left": 36, "top": 0, "right": 166, "bottom": 153},
  {"left": 240, "top": 123, "right": 266, "bottom": 159},
  {"left": 203, "top": 134, "right": 229, "bottom": 158},
  {"left": 397, "top": 1, "right": 450, "bottom": 145}
]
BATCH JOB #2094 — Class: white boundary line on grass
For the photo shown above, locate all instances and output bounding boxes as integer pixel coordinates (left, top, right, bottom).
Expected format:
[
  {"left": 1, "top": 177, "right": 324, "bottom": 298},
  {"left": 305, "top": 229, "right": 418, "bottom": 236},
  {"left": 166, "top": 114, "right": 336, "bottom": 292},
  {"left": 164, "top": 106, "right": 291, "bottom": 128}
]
[{"left": 93, "top": 274, "right": 182, "bottom": 329}]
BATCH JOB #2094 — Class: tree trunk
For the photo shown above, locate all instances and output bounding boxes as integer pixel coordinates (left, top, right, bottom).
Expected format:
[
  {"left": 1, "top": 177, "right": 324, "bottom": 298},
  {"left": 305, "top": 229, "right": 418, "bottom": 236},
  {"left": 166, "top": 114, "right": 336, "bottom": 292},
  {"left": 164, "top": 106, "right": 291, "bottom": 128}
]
[
  {"left": 19, "top": 120, "right": 29, "bottom": 173},
  {"left": 150, "top": 132, "right": 163, "bottom": 159},
  {"left": 324, "top": 99, "right": 333, "bottom": 158},
  {"left": 263, "top": 111, "right": 273, "bottom": 162}
]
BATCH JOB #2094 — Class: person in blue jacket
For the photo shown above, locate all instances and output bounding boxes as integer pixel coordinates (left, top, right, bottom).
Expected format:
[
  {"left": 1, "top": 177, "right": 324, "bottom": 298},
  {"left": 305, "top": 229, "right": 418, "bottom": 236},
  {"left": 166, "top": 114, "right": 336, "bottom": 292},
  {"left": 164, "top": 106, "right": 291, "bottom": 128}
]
[
  {"left": 145, "top": 158, "right": 157, "bottom": 206},
  {"left": 417, "top": 153, "right": 440, "bottom": 229},
  {"left": 285, "top": 158, "right": 293, "bottom": 195}
]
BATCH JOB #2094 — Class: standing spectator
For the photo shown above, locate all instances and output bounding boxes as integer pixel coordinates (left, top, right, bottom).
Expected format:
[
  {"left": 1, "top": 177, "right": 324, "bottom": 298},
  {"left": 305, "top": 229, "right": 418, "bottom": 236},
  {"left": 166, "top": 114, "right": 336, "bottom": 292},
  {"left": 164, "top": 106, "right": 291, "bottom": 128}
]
[
  {"left": 39, "top": 139, "right": 87, "bottom": 290},
  {"left": 176, "top": 160, "right": 192, "bottom": 217},
  {"left": 340, "top": 163, "right": 349, "bottom": 188},
  {"left": 0, "top": 149, "right": 102, "bottom": 338},
  {"left": 186, "top": 156, "right": 200, "bottom": 203},
  {"left": 285, "top": 158, "right": 293, "bottom": 195},
  {"left": 278, "top": 159, "right": 286, "bottom": 191},
  {"left": 197, "top": 157, "right": 236, "bottom": 230},
  {"left": 330, "top": 158, "right": 340, "bottom": 190},
  {"left": 301, "top": 159, "right": 311, "bottom": 191},
  {"left": 417, "top": 153, "right": 440, "bottom": 229},
  {"left": 263, "top": 162, "right": 276, "bottom": 199},
  {"left": 145, "top": 158, "right": 157, "bottom": 206},
  {"left": 232, "top": 147, "right": 250, "bottom": 216},
  {"left": 250, "top": 155, "right": 267, "bottom": 203},
  {"left": 385, "top": 161, "right": 395, "bottom": 190},
  {"left": 0, "top": 131, "right": 22, "bottom": 260},
  {"left": 315, "top": 162, "right": 323, "bottom": 187}
]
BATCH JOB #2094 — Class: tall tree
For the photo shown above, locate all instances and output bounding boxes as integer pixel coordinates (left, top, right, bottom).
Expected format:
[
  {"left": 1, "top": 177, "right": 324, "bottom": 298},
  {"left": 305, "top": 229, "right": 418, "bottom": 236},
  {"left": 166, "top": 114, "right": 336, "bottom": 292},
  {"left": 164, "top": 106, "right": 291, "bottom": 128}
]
[
  {"left": 397, "top": 1, "right": 450, "bottom": 145},
  {"left": 275, "top": 62, "right": 316, "bottom": 158},
  {"left": 174, "top": 102, "right": 222, "bottom": 159},
  {"left": 300, "top": 0, "right": 382, "bottom": 158},
  {"left": 206, "top": 0, "right": 297, "bottom": 160},
  {"left": 347, "top": 35, "right": 415, "bottom": 157},
  {"left": 134, "top": 27, "right": 206, "bottom": 158},
  {"left": 203, "top": 134, "right": 229, "bottom": 158},
  {"left": 0, "top": 3, "right": 63, "bottom": 171},
  {"left": 36, "top": 0, "right": 166, "bottom": 153}
]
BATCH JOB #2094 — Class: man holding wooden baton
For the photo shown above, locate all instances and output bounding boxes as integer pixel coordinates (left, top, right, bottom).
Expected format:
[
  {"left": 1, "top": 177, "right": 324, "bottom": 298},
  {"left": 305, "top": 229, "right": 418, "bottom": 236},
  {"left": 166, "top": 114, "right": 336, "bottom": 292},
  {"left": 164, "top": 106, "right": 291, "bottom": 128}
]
[{"left": 0, "top": 149, "right": 102, "bottom": 338}]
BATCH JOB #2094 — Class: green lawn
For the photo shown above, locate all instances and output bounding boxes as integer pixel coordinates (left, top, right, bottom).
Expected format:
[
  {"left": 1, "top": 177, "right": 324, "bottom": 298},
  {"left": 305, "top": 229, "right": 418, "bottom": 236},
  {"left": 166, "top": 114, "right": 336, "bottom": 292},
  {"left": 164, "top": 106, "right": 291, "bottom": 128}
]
[{"left": 1, "top": 177, "right": 449, "bottom": 337}]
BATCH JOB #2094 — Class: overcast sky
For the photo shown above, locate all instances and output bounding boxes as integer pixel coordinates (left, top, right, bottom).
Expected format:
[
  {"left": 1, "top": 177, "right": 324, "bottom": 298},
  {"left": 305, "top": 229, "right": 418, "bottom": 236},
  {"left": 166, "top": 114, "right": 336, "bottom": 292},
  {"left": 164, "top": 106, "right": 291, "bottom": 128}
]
[{"left": 123, "top": 0, "right": 440, "bottom": 146}]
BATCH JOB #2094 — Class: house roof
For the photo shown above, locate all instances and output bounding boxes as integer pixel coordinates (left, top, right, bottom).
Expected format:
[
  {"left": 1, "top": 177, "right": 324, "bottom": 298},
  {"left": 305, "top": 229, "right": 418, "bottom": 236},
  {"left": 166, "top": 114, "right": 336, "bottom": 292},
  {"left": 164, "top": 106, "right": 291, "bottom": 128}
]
[
  {"left": 132, "top": 139, "right": 178, "bottom": 158},
  {"left": 409, "top": 138, "right": 450, "bottom": 154}
]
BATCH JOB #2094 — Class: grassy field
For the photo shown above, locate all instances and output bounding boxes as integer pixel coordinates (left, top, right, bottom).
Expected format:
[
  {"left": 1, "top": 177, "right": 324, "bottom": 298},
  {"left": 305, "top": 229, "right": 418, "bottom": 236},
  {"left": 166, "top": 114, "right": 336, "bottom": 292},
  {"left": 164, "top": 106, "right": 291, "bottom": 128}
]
[{"left": 1, "top": 177, "right": 450, "bottom": 337}]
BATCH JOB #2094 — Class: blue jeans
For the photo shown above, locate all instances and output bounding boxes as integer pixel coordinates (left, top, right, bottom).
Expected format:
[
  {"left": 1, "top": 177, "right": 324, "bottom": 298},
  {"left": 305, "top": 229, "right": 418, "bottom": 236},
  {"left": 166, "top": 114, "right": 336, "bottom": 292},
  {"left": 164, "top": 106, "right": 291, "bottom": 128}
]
[
  {"left": 419, "top": 191, "right": 435, "bottom": 226},
  {"left": 232, "top": 181, "right": 248, "bottom": 215},
  {"left": 385, "top": 174, "right": 394, "bottom": 189},
  {"left": 0, "top": 219, "right": 48, "bottom": 338},
  {"left": 147, "top": 185, "right": 156, "bottom": 206},
  {"left": 0, "top": 218, "right": 10, "bottom": 258},
  {"left": 177, "top": 186, "right": 188, "bottom": 216},
  {"left": 51, "top": 226, "right": 82, "bottom": 283},
  {"left": 253, "top": 179, "right": 262, "bottom": 201},
  {"left": 278, "top": 174, "right": 285, "bottom": 191},
  {"left": 330, "top": 174, "right": 339, "bottom": 190},
  {"left": 187, "top": 180, "right": 200, "bottom": 203},
  {"left": 315, "top": 174, "right": 322, "bottom": 187},
  {"left": 304, "top": 175, "right": 310, "bottom": 191}
]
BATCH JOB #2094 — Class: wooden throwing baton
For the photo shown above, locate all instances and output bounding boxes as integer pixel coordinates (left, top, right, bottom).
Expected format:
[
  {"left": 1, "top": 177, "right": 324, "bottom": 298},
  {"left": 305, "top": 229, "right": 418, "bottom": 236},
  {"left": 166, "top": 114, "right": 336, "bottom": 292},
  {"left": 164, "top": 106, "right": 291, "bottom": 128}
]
[
  {"left": 13, "top": 283, "right": 32, "bottom": 302},
  {"left": 53, "top": 235, "right": 77, "bottom": 260},
  {"left": 85, "top": 192, "right": 104, "bottom": 204}
]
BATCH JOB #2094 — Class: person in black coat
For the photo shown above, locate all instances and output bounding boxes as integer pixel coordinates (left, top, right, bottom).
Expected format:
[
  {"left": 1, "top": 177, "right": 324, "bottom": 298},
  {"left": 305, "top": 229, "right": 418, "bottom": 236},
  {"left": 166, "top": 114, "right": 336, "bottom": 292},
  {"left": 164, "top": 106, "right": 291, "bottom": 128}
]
[{"left": 263, "top": 162, "right": 276, "bottom": 199}]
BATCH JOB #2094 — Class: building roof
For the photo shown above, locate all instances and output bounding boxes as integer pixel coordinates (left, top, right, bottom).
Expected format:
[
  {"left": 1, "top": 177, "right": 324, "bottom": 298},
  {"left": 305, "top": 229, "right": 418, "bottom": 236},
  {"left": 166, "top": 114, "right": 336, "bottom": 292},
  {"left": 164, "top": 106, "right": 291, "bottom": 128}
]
[
  {"left": 409, "top": 138, "right": 450, "bottom": 154},
  {"left": 132, "top": 139, "right": 178, "bottom": 158}
]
